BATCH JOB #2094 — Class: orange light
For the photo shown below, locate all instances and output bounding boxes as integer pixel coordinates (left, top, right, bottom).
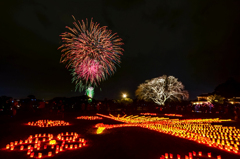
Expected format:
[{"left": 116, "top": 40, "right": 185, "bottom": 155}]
[
  {"left": 49, "top": 140, "right": 56, "bottom": 145},
  {"left": 30, "top": 152, "right": 34, "bottom": 158},
  {"left": 198, "top": 151, "right": 202, "bottom": 156},
  {"left": 48, "top": 151, "right": 52, "bottom": 156},
  {"left": 208, "top": 152, "right": 211, "bottom": 157},
  {"left": 177, "top": 154, "right": 180, "bottom": 159},
  {"left": 38, "top": 153, "right": 42, "bottom": 158}
]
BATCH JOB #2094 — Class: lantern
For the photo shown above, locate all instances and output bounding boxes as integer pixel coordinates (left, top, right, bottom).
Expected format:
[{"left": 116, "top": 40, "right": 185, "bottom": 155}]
[
  {"left": 208, "top": 152, "right": 211, "bottom": 157},
  {"left": 38, "top": 153, "right": 42, "bottom": 158}
]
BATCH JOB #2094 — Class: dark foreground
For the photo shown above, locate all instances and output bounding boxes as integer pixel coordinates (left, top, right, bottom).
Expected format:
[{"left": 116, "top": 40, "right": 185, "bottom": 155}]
[{"left": 0, "top": 112, "right": 240, "bottom": 159}]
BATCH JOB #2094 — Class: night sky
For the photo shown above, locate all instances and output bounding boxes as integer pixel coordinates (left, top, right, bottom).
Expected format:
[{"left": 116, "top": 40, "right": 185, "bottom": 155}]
[{"left": 1, "top": 0, "right": 240, "bottom": 100}]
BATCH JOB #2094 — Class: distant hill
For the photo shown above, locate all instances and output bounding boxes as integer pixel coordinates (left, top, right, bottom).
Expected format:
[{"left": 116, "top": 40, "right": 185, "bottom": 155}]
[{"left": 213, "top": 78, "right": 240, "bottom": 98}]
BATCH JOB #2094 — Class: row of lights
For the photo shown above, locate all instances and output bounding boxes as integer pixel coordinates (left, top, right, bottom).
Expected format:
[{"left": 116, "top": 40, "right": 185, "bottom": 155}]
[
  {"left": 27, "top": 120, "right": 70, "bottom": 127},
  {"left": 164, "top": 114, "right": 183, "bottom": 117},
  {"left": 140, "top": 113, "right": 157, "bottom": 116},
  {"left": 160, "top": 151, "right": 221, "bottom": 159},
  {"left": 76, "top": 116, "right": 103, "bottom": 120}
]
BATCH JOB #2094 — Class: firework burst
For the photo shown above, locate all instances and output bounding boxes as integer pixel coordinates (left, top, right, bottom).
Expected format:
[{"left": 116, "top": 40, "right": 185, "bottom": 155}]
[{"left": 59, "top": 16, "right": 124, "bottom": 91}]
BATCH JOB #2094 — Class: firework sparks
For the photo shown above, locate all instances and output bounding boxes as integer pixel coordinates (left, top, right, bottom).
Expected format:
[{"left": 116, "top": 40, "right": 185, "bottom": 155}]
[{"left": 59, "top": 16, "right": 124, "bottom": 90}]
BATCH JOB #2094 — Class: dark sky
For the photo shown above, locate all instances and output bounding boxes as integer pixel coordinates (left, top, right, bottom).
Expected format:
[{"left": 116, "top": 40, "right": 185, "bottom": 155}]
[{"left": 1, "top": 0, "right": 240, "bottom": 100}]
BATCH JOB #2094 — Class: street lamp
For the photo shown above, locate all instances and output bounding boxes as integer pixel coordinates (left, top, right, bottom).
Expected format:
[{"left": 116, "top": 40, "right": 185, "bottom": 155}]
[{"left": 122, "top": 93, "right": 127, "bottom": 98}]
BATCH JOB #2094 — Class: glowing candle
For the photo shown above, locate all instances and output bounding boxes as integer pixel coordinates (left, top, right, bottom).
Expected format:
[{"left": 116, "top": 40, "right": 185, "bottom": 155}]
[
  {"left": 27, "top": 150, "right": 31, "bottom": 155},
  {"left": 169, "top": 153, "right": 173, "bottom": 159},
  {"left": 51, "top": 145, "right": 54, "bottom": 149},
  {"left": 65, "top": 144, "right": 68, "bottom": 149},
  {"left": 30, "top": 152, "right": 34, "bottom": 158},
  {"left": 48, "top": 151, "right": 52, "bottom": 156},
  {"left": 38, "top": 153, "right": 42, "bottom": 158},
  {"left": 70, "top": 144, "right": 73, "bottom": 149},
  {"left": 185, "top": 156, "right": 188, "bottom": 159},
  {"left": 6, "top": 144, "right": 9, "bottom": 149},
  {"left": 74, "top": 144, "right": 77, "bottom": 149},
  {"left": 10, "top": 146, "right": 14, "bottom": 150},
  {"left": 56, "top": 150, "right": 59, "bottom": 154},
  {"left": 198, "top": 151, "right": 202, "bottom": 156},
  {"left": 14, "top": 141, "right": 18, "bottom": 145},
  {"left": 20, "top": 145, "right": 24, "bottom": 150},
  {"left": 79, "top": 143, "right": 82, "bottom": 147},
  {"left": 208, "top": 153, "right": 211, "bottom": 157},
  {"left": 165, "top": 153, "right": 168, "bottom": 159},
  {"left": 217, "top": 156, "right": 221, "bottom": 159},
  {"left": 177, "top": 154, "right": 180, "bottom": 159},
  {"left": 189, "top": 152, "right": 192, "bottom": 157}
]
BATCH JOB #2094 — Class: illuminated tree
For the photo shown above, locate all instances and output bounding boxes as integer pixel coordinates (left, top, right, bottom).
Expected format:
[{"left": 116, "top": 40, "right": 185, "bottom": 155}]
[
  {"left": 135, "top": 75, "right": 189, "bottom": 105},
  {"left": 207, "top": 94, "right": 225, "bottom": 104}
]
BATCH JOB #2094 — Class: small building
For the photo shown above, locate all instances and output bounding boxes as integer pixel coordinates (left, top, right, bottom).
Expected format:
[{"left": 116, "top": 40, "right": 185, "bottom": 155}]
[
  {"left": 191, "top": 93, "right": 212, "bottom": 105},
  {"left": 228, "top": 97, "right": 240, "bottom": 105}
]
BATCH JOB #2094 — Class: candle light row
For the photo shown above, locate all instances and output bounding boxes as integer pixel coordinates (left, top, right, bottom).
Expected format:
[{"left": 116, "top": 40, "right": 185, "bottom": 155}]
[
  {"left": 27, "top": 120, "right": 70, "bottom": 127},
  {"left": 160, "top": 151, "right": 222, "bottom": 159},
  {"left": 76, "top": 116, "right": 103, "bottom": 120},
  {"left": 164, "top": 114, "right": 183, "bottom": 117},
  {"left": 140, "top": 113, "right": 157, "bottom": 116}
]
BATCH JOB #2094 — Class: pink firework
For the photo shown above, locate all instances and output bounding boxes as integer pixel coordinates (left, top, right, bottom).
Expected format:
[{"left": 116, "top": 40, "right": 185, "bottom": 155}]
[
  {"left": 74, "top": 59, "right": 105, "bottom": 86},
  {"left": 59, "top": 16, "right": 124, "bottom": 90}
]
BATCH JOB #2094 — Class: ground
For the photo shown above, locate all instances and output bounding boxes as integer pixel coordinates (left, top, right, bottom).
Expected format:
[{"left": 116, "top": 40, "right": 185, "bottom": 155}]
[{"left": 0, "top": 111, "right": 239, "bottom": 159}]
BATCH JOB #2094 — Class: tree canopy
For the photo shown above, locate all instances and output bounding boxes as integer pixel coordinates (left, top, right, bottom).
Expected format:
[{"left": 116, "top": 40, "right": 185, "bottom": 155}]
[{"left": 135, "top": 75, "right": 188, "bottom": 105}]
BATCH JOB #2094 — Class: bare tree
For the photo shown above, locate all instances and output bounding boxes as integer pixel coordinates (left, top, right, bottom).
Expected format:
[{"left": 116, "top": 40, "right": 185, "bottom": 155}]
[{"left": 135, "top": 75, "right": 189, "bottom": 105}]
